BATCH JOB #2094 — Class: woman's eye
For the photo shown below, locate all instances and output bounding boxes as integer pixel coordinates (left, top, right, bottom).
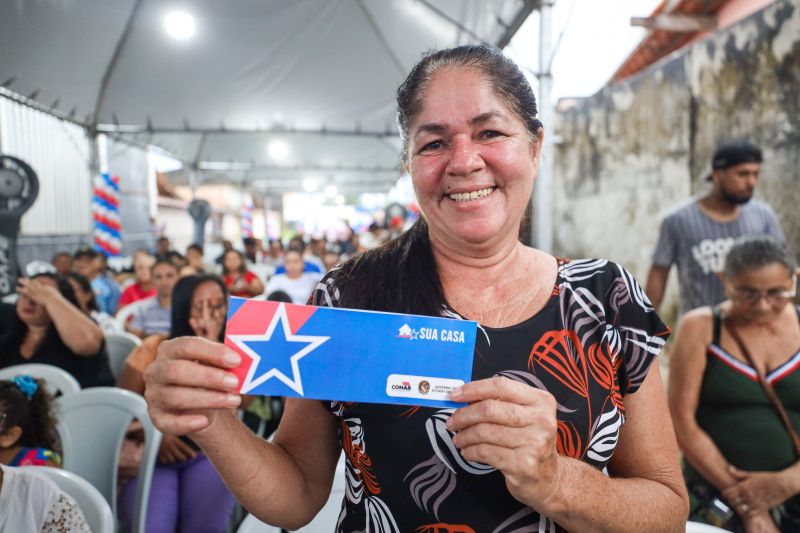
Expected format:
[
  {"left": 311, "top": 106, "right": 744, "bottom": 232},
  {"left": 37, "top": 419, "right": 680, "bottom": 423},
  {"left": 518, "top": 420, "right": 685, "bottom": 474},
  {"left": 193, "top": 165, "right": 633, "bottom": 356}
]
[
  {"left": 420, "top": 140, "right": 444, "bottom": 152},
  {"left": 479, "top": 130, "right": 502, "bottom": 139}
]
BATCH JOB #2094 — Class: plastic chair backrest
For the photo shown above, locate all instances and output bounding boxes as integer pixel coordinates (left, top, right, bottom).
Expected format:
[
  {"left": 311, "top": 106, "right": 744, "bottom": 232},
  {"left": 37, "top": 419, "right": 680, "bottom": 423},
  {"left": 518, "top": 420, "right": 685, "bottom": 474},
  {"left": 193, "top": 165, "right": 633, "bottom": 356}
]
[
  {"left": 23, "top": 466, "right": 115, "bottom": 533},
  {"left": 685, "top": 522, "right": 730, "bottom": 532},
  {"left": 56, "top": 387, "right": 162, "bottom": 533},
  {"left": 104, "top": 331, "right": 142, "bottom": 378},
  {"left": 115, "top": 299, "right": 147, "bottom": 331},
  {"left": 0, "top": 363, "right": 80, "bottom": 396},
  {"left": 236, "top": 514, "right": 282, "bottom": 533}
]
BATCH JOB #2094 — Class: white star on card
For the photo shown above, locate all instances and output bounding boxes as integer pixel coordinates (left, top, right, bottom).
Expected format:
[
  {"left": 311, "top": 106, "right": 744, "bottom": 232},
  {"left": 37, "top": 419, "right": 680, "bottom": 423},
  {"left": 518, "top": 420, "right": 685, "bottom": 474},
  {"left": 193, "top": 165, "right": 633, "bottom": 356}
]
[{"left": 228, "top": 303, "right": 329, "bottom": 395}]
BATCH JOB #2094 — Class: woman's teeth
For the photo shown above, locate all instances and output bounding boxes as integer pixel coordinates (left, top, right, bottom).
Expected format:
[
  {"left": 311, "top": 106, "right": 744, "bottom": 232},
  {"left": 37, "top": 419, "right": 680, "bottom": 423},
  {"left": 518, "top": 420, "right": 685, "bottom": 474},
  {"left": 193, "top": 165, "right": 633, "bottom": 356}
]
[{"left": 448, "top": 187, "right": 495, "bottom": 202}]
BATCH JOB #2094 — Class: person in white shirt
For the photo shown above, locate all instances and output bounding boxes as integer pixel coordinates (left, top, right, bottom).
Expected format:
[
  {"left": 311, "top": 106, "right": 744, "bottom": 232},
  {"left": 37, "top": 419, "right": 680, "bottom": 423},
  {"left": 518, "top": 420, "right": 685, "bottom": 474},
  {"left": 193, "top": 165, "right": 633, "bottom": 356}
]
[
  {"left": 0, "top": 464, "right": 90, "bottom": 532},
  {"left": 265, "top": 250, "right": 322, "bottom": 304}
]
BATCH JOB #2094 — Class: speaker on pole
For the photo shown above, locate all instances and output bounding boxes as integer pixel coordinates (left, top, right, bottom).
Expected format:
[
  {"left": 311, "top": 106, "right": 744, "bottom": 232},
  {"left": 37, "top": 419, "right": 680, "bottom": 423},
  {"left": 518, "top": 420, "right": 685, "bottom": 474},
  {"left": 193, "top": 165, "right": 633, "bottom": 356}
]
[{"left": 0, "top": 155, "right": 39, "bottom": 297}]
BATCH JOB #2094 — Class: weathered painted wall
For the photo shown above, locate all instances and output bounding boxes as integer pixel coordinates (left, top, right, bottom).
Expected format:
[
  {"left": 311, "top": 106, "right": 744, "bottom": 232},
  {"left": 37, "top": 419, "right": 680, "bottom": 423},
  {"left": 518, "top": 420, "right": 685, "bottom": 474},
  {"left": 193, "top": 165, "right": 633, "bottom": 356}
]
[{"left": 552, "top": 0, "right": 799, "bottom": 322}]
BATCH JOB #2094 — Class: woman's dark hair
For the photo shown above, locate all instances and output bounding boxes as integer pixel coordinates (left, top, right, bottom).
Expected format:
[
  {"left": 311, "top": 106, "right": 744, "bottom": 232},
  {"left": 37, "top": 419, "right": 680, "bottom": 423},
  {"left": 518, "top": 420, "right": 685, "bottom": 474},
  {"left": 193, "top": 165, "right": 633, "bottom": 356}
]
[
  {"left": 152, "top": 257, "right": 179, "bottom": 273},
  {"left": 0, "top": 378, "right": 61, "bottom": 453},
  {"left": 0, "top": 273, "right": 82, "bottom": 352},
  {"left": 170, "top": 274, "right": 228, "bottom": 341},
  {"left": 331, "top": 218, "right": 445, "bottom": 316},
  {"left": 724, "top": 235, "right": 798, "bottom": 278},
  {"left": 331, "top": 46, "right": 541, "bottom": 317},
  {"left": 66, "top": 272, "right": 99, "bottom": 312},
  {"left": 396, "top": 44, "right": 543, "bottom": 166},
  {"left": 267, "top": 290, "right": 293, "bottom": 303},
  {"left": 221, "top": 249, "right": 246, "bottom": 275}
]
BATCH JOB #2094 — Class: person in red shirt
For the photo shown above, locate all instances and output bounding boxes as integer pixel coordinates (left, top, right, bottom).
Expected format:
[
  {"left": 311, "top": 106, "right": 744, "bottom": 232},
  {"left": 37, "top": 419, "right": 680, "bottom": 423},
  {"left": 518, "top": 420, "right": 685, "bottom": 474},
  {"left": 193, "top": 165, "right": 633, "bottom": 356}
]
[
  {"left": 118, "top": 252, "right": 156, "bottom": 309},
  {"left": 221, "top": 249, "right": 264, "bottom": 298}
]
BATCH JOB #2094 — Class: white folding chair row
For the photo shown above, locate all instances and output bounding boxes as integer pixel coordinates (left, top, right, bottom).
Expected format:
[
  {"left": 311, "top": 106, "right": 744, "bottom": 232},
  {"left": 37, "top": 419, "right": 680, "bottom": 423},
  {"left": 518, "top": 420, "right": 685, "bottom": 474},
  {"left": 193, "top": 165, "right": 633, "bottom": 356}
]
[
  {"left": 57, "top": 387, "right": 162, "bottom": 533},
  {"left": 0, "top": 363, "right": 80, "bottom": 396},
  {"left": 114, "top": 298, "right": 148, "bottom": 331},
  {"left": 23, "top": 466, "right": 115, "bottom": 533},
  {"left": 104, "top": 331, "right": 142, "bottom": 378}
]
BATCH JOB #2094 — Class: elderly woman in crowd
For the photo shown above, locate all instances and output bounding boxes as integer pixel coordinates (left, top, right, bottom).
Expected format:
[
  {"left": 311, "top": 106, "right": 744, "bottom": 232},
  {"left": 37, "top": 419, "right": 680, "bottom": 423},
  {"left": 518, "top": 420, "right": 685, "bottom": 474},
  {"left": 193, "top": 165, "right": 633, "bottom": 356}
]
[
  {"left": 669, "top": 235, "right": 800, "bottom": 532},
  {"left": 143, "top": 45, "right": 688, "bottom": 532},
  {"left": 0, "top": 273, "right": 112, "bottom": 388}
]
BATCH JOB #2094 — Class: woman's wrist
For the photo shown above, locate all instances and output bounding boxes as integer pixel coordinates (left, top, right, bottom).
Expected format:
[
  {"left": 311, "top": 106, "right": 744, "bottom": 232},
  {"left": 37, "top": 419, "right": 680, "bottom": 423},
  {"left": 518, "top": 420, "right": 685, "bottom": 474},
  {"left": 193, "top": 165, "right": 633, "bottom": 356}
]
[
  {"left": 780, "top": 462, "right": 800, "bottom": 495},
  {"left": 189, "top": 408, "right": 238, "bottom": 450},
  {"left": 41, "top": 288, "right": 65, "bottom": 310},
  {"left": 533, "top": 454, "right": 569, "bottom": 518}
]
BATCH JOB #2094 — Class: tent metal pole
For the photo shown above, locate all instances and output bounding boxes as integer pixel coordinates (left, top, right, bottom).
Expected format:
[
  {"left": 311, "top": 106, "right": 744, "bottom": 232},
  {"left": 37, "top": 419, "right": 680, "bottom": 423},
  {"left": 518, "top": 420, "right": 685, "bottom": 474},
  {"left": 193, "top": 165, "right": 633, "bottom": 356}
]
[
  {"left": 496, "top": 0, "right": 542, "bottom": 49},
  {"left": 533, "top": 0, "right": 554, "bottom": 252},
  {"left": 417, "top": 0, "right": 487, "bottom": 45},
  {"left": 95, "top": 124, "right": 400, "bottom": 139},
  {"left": 90, "top": 0, "right": 144, "bottom": 135}
]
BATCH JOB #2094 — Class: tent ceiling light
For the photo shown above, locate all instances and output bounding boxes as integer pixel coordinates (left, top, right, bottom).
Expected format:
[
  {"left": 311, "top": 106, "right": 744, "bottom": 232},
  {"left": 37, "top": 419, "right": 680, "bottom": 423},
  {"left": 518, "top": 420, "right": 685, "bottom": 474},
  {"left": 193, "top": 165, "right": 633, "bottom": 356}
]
[
  {"left": 335, "top": 195, "right": 345, "bottom": 205},
  {"left": 268, "top": 140, "right": 289, "bottom": 161},
  {"left": 303, "top": 178, "right": 318, "bottom": 192},
  {"left": 324, "top": 185, "right": 338, "bottom": 198},
  {"left": 165, "top": 11, "right": 195, "bottom": 40}
]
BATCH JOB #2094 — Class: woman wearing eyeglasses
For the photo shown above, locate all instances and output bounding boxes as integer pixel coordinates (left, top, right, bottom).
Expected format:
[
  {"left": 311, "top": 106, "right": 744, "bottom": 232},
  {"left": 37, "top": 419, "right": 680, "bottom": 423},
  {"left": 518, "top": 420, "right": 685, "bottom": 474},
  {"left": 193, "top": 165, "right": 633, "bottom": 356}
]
[
  {"left": 117, "top": 274, "right": 236, "bottom": 533},
  {"left": 669, "top": 235, "right": 800, "bottom": 532}
]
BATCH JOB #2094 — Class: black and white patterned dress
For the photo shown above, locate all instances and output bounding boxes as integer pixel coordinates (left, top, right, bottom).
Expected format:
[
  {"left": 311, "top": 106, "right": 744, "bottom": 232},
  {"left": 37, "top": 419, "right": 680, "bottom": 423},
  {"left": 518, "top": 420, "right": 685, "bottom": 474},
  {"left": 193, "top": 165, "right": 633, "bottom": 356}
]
[{"left": 311, "top": 258, "right": 669, "bottom": 533}]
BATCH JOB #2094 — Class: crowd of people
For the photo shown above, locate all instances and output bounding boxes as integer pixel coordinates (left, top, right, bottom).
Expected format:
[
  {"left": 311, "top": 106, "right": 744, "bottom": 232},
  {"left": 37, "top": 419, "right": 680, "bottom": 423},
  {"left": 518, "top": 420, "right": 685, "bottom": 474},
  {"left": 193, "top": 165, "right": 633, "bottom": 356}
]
[
  {"left": 0, "top": 44, "right": 797, "bottom": 533},
  {"left": 0, "top": 229, "right": 382, "bottom": 532}
]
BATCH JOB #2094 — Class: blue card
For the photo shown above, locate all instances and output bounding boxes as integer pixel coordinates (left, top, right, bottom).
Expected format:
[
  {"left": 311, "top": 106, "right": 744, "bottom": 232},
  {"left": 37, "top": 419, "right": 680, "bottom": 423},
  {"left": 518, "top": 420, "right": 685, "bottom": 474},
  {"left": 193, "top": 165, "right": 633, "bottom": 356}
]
[{"left": 224, "top": 298, "right": 477, "bottom": 408}]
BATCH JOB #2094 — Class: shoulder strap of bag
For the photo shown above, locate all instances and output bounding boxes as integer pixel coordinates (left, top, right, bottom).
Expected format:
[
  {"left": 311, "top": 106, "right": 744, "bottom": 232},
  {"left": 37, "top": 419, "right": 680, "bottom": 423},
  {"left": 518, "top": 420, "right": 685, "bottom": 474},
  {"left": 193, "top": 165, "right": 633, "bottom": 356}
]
[
  {"left": 724, "top": 317, "right": 800, "bottom": 458},
  {"left": 711, "top": 305, "right": 722, "bottom": 346}
]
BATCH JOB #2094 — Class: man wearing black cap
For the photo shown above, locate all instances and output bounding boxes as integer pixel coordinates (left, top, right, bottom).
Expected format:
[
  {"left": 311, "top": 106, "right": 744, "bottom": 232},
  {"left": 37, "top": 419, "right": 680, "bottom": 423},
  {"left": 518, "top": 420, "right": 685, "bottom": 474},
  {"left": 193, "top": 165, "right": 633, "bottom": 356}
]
[{"left": 645, "top": 141, "right": 785, "bottom": 314}]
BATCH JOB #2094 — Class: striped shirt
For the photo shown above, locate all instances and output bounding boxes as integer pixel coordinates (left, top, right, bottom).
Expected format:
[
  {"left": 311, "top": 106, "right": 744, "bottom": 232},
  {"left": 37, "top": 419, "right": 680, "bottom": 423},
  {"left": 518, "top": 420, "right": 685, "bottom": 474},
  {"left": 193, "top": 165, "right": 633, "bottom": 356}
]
[
  {"left": 652, "top": 196, "right": 784, "bottom": 313},
  {"left": 128, "top": 296, "right": 171, "bottom": 336}
]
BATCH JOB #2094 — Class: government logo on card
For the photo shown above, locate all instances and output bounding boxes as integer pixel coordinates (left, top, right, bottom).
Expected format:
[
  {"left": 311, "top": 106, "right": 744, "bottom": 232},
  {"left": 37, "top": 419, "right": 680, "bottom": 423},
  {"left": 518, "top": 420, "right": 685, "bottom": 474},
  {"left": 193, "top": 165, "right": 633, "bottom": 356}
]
[
  {"left": 391, "top": 380, "right": 412, "bottom": 391},
  {"left": 397, "top": 324, "right": 413, "bottom": 339},
  {"left": 418, "top": 380, "right": 430, "bottom": 395},
  {"left": 397, "top": 324, "right": 465, "bottom": 343}
]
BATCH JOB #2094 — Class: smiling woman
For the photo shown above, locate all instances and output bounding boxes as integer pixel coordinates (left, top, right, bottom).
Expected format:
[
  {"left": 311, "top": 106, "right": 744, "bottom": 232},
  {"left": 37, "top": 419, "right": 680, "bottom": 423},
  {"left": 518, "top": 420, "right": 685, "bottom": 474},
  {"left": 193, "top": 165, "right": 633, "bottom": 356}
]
[{"left": 142, "top": 45, "right": 688, "bottom": 532}]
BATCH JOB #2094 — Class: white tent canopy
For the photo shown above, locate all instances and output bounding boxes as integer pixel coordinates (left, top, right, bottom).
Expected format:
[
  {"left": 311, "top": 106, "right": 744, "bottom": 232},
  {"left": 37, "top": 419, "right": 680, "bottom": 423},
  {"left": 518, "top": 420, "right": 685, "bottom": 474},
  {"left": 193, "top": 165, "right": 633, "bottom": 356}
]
[{"left": 0, "top": 0, "right": 538, "bottom": 194}]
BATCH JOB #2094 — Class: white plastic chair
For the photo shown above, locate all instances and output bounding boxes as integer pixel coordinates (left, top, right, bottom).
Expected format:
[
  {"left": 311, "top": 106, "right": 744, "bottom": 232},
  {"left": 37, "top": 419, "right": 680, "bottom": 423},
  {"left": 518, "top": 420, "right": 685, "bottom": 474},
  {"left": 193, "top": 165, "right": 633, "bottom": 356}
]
[
  {"left": 0, "top": 363, "right": 80, "bottom": 396},
  {"left": 56, "top": 387, "right": 162, "bottom": 533},
  {"left": 685, "top": 522, "right": 731, "bottom": 532},
  {"left": 23, "top": 466, "right": 115, "bottom": 533},
  {"left": 115, "top": 298, "right": 148, "bottom": 331},
  {"left": 104, "top": 331, "right": 142, "bottom": 378}
]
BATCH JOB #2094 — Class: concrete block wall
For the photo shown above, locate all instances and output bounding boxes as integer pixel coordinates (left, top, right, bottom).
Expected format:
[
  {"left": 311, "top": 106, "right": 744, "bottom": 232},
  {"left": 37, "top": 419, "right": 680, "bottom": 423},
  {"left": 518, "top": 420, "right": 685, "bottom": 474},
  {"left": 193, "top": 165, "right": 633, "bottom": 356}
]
[{"left": 552, "top": 0, "right": 799, "bottom": 322}]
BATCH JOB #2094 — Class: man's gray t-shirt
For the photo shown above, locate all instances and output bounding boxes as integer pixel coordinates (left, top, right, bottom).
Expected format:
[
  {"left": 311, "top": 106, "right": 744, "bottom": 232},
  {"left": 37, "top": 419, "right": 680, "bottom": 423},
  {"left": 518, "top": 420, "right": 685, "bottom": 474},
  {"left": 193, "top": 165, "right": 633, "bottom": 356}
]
[
  {"left": 128, "top": 296, "right": 171, "bottom": 336},
  {"left": 652, "top": 197, "right": 785, "bottom": 313}
]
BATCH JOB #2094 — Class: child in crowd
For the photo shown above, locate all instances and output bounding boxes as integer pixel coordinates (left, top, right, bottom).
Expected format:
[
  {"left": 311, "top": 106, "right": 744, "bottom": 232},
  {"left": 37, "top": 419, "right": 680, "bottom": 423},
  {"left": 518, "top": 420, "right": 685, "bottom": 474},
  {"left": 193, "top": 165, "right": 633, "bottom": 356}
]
[
  {"left": 0, "top": 464, "right": 90, "bottom": 532},
  {"left": 0, "top": 376, "right": 61, "bottom": 467}
]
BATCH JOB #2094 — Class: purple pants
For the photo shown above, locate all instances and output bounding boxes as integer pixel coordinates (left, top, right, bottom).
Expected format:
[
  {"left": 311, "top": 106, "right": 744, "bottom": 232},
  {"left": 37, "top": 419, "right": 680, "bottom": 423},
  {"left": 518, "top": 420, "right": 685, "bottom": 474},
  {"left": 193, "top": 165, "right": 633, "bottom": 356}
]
[{"left": 118, "top": 453, "right": 236, "bottom": 533}]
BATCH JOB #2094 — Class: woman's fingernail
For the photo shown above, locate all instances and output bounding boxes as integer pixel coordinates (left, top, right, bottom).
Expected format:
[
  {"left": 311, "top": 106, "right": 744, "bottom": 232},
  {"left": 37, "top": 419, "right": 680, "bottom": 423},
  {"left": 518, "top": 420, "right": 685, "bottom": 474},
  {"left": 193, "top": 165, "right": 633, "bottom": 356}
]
[
  {"left": 223, "top": 375, "right": 239, "bottom": 389},
  {"left": 189, "top": 417, "right": 207, "bottom": 430},
  {"left": 226, "top": 394, "right": 241, "bottom": 407},
  {"left": 450, "top": 387, "right": 463, "bottom": 400},
  {"left": 224, "top": 351, "right": 241, "bottom": 366}
]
